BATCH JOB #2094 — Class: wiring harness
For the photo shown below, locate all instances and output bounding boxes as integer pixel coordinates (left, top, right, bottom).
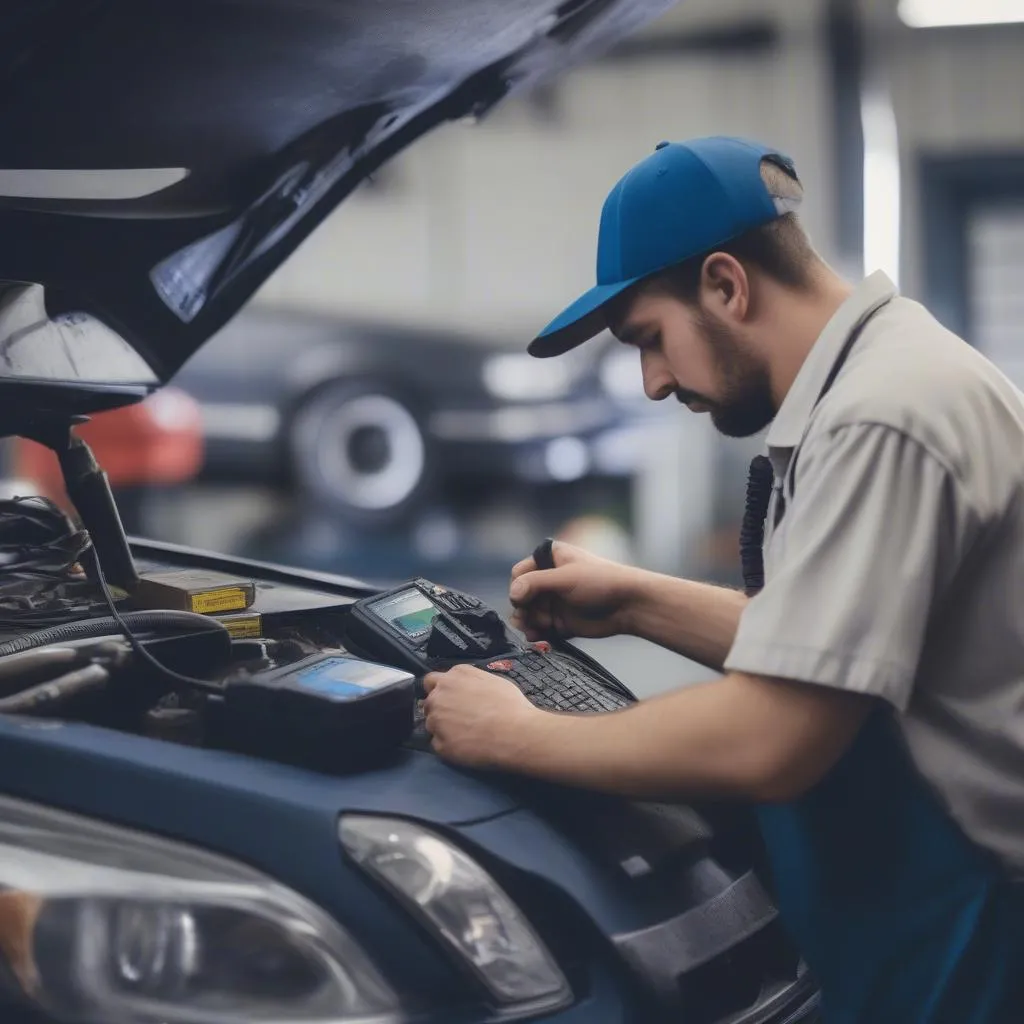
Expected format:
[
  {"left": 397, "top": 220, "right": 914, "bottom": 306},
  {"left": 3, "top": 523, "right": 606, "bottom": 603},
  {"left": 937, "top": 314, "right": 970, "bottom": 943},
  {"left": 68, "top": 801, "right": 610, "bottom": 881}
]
[{"left": 0, "top": 495, "right": 109, "bottom": 632}]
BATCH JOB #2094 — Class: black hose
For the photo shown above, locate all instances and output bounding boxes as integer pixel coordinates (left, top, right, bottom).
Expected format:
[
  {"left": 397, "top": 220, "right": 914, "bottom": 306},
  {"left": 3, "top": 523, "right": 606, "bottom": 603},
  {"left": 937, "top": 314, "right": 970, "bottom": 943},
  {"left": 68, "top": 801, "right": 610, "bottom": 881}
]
[{"left": 0, "top": 610, "right": 227, "bottom": 659}]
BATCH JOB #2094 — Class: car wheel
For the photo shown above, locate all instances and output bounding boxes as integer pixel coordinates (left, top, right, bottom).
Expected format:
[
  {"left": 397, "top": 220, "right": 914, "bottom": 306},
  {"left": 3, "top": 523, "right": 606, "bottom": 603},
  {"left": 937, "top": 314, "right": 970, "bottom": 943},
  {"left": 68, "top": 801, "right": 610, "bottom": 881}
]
[{"left": 288, "top": 380, "right": 432, "bottom": 527}]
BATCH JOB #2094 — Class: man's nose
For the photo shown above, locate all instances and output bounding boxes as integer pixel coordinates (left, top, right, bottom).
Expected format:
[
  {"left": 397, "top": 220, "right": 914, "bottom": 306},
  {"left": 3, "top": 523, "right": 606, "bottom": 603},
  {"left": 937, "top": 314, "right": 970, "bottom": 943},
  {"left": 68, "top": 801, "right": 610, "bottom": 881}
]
[{"left": 641, "top": 357, "right": 675, "bottom": 402}]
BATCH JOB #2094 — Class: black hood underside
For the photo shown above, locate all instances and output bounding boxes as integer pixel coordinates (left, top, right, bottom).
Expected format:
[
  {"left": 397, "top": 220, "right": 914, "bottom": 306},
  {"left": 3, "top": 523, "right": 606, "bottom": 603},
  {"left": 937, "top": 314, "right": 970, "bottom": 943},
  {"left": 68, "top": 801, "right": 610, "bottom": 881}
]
[{"left": 0, "top": 0, "right": 676, "bottom": 415}]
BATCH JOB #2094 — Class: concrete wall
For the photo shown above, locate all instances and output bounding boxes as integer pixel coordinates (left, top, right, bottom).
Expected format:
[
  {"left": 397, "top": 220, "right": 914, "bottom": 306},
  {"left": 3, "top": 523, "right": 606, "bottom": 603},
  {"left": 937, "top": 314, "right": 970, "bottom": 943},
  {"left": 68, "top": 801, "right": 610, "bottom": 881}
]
[
  {"left": 863, "top": 10, "right": 1024, "bottom": 300},
  {"left": 243, "top": 2, "right": 1024, "bottom": 575},
  {"left": 255, "top": 0, "right": 839, "bottom": 342}
]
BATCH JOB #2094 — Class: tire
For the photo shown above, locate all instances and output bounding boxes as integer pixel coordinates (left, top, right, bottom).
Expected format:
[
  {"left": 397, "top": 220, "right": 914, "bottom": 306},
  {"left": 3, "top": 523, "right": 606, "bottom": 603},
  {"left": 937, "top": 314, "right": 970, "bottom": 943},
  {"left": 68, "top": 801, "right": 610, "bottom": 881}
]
[{"left": 288, "top": 380, "right": 432, "bottom": 528}]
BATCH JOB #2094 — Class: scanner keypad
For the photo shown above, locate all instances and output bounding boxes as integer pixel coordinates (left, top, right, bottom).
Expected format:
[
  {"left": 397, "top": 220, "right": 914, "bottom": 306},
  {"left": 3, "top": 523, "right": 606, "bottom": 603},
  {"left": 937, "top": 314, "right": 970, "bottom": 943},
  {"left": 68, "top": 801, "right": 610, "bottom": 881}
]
[{"left": 498, "top": 650, "right": 630, "bottom": 714}]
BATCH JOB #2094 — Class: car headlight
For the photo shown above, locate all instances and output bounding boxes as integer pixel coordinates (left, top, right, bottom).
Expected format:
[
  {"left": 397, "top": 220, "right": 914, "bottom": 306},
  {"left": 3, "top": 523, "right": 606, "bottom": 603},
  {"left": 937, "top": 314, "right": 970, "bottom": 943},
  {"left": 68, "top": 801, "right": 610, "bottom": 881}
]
[
  {"left": 339, "top": 816, "right": 569, "bottom": 1010},
  {"left": 481, "top": 354, "right": 576, "bottom": 402},
  {"left": 0, "top": 795, "right": 399, "bottom": 1024}
]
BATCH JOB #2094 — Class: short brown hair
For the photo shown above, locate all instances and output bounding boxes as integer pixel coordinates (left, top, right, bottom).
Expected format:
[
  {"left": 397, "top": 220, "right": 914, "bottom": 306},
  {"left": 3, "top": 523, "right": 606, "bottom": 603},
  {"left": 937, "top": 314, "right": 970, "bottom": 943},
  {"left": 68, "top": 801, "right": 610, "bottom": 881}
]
[{"left": 608, "top": 158, "right": 818, "bottom": 321}]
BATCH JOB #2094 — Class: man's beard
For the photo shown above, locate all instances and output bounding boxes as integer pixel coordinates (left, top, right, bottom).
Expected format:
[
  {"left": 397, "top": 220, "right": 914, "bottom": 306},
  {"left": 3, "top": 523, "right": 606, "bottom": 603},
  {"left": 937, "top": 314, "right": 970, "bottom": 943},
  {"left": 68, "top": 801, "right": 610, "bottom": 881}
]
[{"left": 675, "top": 311, "right": 776, "bottom": 438}]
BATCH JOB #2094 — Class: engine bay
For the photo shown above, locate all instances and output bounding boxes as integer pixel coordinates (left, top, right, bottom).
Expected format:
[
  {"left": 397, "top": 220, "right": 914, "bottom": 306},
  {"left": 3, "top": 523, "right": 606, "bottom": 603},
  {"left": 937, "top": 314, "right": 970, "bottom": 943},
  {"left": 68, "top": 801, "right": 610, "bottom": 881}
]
[{"left": 0, "top": 488, "right": 638, "bottom": 775}]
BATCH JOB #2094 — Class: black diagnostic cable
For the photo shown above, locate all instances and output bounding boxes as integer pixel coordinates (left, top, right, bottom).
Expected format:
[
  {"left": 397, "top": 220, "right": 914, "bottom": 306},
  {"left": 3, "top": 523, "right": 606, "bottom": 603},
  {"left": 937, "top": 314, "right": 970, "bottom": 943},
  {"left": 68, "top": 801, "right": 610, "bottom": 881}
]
[
  {"left": 0, "top": 493, "right": 224, "bottom": 659},
  {"left": 60, "top": 429, "right": 227, "bottom": 692},
  {"left": 0, "top": 430, "right": 228, "bottom": 698},
  {"left": 80, "top": 544, "right": 224, "bottom": 694}
]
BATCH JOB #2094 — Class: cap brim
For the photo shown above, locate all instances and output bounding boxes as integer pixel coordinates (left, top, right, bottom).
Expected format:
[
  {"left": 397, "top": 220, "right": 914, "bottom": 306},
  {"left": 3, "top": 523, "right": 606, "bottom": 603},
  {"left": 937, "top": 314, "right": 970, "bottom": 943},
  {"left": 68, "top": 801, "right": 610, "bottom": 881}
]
[{"left": 528, "top": 278, "right": 642, "bottom": 358}]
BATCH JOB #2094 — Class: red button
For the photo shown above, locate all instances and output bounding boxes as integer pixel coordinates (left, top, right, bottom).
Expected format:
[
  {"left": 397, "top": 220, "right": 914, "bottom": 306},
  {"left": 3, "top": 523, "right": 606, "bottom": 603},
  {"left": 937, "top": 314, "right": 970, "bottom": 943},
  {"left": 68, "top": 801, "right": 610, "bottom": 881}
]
[
  {"left": 487, "top": 660, "right": 514, "bottom": 672},
  {"left": 531, "top": 641, "right": 552, "bottom": 653}
]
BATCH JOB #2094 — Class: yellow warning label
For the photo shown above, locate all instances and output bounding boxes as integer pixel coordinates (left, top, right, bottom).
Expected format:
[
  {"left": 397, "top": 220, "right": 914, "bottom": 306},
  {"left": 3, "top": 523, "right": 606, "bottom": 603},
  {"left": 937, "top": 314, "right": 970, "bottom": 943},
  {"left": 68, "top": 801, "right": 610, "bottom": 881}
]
[
  {"left": 219, "top": 615, "right": 264, "bottom": 639},
  {"left": 191, "top": 588, "right": 249, "bottom": 614}
]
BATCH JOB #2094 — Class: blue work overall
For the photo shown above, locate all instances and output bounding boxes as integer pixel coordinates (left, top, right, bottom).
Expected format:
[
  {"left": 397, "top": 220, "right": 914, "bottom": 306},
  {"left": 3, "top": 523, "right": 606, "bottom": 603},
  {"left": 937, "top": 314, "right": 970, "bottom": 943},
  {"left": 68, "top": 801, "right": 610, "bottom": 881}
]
[
  {"left": 747, "top": 306, "right": 1024, "bottom": 1022},
  {"left": 758, "top": 712, "right": 1024, "bottom": 1022}
]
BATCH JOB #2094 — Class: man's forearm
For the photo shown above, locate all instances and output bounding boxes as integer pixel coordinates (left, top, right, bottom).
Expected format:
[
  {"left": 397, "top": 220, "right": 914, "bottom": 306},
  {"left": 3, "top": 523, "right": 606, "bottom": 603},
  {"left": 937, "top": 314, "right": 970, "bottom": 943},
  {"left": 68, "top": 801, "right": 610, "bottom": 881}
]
[
  {"left": 504, "top": 673, "right": 805, "bottom": 801},
  {"left": 622, "top": 572, "right": 748, "bottom": 671},
  {"left": 498, "top": 672, "right": 871, "bottom": 803},
  {"left": 511, "top": 683, "right": 753, "bottom": 800}
]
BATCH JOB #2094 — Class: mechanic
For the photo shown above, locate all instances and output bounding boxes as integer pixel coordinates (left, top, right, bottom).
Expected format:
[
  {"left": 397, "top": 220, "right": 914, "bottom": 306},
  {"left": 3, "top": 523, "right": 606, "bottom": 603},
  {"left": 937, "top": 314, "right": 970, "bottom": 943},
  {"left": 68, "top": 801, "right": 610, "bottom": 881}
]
[{"left": 422, "top": 137, "right": 1024, "bottom": 1023}]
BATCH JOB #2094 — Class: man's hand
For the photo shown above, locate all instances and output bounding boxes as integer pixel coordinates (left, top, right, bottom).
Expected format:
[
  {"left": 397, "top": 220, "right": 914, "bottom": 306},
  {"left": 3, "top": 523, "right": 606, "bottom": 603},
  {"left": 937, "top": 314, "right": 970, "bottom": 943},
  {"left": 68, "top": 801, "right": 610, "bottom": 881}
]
[
  {"left": 508, "top": 540, "right": 747, "bottom": 672},
  {"left": 422, "top": 665, "right": 543, "bottom": 769},
  {"left": 424, "top": 666, "right": 875, "bottom": 802},
  {"left": 508, "top": 541, "right": 641, "bottom": 640}
]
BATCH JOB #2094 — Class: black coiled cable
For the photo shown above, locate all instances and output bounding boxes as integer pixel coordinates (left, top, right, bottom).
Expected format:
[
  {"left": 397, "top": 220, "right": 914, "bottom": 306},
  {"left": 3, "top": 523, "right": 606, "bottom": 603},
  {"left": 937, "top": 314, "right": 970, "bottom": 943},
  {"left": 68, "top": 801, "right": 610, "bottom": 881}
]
[
  {"left": 0, "top": 495, "right": 108, "bottom": 630},
  {"left": 739, "top": 455, "right": 775, "bottom": 597},
  {"left": 0, "top": 609, "right": 226, "bottom": 659}
]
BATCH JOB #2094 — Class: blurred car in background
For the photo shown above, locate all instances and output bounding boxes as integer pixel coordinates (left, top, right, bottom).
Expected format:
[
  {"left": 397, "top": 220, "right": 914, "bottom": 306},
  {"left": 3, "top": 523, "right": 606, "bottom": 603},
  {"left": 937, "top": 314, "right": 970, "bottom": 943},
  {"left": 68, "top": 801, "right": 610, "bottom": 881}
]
[{"left": 174, "top": 309, "right": 649, "bottom": 528}]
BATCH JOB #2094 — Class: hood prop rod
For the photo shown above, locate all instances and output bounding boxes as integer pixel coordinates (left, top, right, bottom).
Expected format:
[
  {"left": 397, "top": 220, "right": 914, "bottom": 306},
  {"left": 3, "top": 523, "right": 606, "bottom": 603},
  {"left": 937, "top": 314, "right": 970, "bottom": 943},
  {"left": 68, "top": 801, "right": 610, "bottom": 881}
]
[{"left": 10, "top": 415, "right": 140, "bottom": 593}]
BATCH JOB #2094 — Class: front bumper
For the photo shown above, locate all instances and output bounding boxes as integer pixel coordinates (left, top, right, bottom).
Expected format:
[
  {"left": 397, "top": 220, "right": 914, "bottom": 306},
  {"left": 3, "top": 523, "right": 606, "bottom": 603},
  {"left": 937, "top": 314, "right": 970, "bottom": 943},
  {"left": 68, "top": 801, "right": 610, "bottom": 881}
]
[{"left": 0, "top": 711, "right": 818, "bottom": 1024}]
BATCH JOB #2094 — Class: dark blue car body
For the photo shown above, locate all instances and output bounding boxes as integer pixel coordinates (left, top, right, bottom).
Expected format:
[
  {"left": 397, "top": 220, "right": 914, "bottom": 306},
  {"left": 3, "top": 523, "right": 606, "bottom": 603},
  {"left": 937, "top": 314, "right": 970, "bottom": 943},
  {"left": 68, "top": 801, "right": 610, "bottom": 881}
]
[{"left": 0, "top": 540, "right": 819, "bottom": 1024}]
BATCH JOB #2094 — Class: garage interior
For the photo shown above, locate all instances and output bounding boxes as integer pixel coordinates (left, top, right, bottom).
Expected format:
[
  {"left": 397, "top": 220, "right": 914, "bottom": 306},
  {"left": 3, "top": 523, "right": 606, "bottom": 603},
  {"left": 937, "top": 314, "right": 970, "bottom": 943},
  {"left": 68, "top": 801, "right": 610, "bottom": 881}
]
[{"left": 2, "top": 0, "right": 1022, "bottom": 694}]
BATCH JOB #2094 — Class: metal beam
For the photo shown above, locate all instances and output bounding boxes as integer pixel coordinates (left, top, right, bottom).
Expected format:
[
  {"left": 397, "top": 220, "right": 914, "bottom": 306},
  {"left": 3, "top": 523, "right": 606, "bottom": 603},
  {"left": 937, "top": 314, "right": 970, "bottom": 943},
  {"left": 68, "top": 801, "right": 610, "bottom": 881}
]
[{"left": 825, "top": 0, "right": 866, "bottom": 269}]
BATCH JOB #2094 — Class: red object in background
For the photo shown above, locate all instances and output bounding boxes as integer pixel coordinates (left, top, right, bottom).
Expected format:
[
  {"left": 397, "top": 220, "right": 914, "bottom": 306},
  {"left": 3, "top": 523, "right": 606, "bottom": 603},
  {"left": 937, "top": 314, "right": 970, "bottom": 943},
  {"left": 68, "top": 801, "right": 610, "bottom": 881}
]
[{"left": 12, "top": 388, "right": 204, "bottom": 506}]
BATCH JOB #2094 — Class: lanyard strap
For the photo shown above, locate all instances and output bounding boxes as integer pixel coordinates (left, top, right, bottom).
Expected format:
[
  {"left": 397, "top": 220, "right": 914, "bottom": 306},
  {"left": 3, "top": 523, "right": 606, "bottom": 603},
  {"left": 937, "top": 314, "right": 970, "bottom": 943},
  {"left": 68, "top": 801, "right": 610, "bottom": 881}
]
[
  {"left": 772, "top": 297, "right": 893, "bottom": 529},
  {"left": 741, "top": 297, "right": 893, "bottom": 595}
]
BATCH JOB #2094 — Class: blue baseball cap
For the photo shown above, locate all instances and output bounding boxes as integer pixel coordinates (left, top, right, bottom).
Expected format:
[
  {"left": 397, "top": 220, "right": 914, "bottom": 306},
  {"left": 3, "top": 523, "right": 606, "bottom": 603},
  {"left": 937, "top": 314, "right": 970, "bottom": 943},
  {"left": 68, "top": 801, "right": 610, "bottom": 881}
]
[{"left": 528, "top": 136, "right": 799, "bottom": 358}]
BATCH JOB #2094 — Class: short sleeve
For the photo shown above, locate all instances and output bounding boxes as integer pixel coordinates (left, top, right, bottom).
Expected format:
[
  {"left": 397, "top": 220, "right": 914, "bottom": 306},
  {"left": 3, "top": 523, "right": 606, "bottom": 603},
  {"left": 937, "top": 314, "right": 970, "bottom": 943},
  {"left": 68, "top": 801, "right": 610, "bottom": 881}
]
[{"left": 724, "top": 424, "right": 977, "bottom": 710}]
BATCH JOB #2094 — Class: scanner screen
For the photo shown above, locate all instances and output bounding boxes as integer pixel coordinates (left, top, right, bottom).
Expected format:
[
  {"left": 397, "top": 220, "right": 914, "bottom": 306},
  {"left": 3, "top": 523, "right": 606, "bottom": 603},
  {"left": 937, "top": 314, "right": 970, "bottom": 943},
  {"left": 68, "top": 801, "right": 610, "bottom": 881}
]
[{"left": 371, "top": 588, "right": 439, "bottom": 639}]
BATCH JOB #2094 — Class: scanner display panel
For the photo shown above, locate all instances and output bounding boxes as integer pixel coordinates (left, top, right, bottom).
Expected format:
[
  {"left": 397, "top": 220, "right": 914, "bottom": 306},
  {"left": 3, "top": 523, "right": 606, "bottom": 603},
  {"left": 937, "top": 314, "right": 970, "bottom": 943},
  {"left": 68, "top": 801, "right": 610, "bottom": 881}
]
[
  {"left": 293, "top": 656, "right": 412, "bottom": 701},
  {"left": 369, "top": 588, "right": 440, "bottom": 640}
]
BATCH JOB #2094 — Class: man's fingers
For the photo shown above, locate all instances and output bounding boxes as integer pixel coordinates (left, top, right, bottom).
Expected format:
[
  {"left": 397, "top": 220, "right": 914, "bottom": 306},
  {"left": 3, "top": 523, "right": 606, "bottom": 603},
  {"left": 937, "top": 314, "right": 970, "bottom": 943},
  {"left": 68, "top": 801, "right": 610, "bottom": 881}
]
[
  {"left": 510, "top": 568, "right": 566, "bottom": 607},
  {"left": 510, "top": 606, "right": 554, "bottom": 635},
  {"left": 510, "top": 556, "right": 537, "bottom": 581},
  {"left": 422, "top": 671, "right": 442, "bottom": 694}
]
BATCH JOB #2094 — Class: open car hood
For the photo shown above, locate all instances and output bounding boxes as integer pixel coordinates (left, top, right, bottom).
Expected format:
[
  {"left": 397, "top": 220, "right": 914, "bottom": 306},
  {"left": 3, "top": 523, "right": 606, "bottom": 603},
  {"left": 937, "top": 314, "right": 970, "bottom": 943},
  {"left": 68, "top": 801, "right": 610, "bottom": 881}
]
[{"left": 0, "top": 0, "right": 676, "bottom": 419}]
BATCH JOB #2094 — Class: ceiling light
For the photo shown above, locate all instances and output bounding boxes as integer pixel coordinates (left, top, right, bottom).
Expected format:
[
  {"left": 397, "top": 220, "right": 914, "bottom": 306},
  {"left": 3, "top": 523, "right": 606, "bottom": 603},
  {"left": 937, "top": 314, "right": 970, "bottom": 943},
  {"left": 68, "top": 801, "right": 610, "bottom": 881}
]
[{"left": 898, "top": 0, "right": 1024, "bottom": 28}]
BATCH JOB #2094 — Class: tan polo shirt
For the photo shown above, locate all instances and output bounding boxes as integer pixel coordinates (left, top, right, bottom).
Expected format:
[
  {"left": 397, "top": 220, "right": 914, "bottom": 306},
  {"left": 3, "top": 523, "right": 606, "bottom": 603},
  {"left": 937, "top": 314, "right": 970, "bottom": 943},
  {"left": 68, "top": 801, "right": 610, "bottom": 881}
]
[{"left": 724, "top": 270, "right": 1024, "bottom": 871}]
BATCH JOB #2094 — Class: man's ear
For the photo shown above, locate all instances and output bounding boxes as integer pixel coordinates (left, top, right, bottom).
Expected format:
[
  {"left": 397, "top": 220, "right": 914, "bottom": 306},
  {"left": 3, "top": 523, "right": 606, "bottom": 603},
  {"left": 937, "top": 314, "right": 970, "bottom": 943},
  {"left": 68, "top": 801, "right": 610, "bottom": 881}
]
[{"left": 700, "top": 253, "right": 750, "bottom": 322}]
